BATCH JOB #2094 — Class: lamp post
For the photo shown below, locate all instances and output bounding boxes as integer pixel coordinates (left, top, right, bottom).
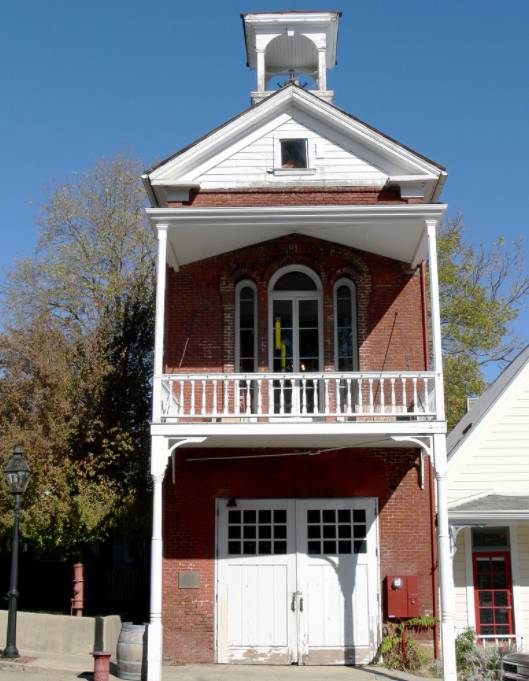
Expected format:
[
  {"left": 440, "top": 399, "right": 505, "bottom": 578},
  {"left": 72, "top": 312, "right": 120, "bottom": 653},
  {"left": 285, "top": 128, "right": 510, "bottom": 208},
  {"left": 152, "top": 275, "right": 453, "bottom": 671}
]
[{"left": 3, "top": 446, "right": 30, "bottom": 659}]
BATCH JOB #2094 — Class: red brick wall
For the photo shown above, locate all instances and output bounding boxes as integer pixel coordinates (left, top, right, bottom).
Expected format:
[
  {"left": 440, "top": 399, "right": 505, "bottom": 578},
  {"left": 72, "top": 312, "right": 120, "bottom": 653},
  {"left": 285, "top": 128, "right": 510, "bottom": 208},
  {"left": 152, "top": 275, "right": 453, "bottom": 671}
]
[
  {"left": 167, "top": 186, "right": 407, "bottom": 208},
  {"left": 161, "top": 447, "right": 436, "bottom": 663},
  {"left": 164, "top": 234, "right": 427, "bottom": 374}
]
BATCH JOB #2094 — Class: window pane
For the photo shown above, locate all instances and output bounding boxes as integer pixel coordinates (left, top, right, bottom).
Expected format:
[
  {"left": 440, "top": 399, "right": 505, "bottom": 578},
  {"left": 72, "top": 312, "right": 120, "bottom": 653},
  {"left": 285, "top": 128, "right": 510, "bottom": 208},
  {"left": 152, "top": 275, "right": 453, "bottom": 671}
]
[
  {"left": 240, "top": 330, "right": 254, "bottom": 358},
  {"left": 239, "top": 286, "right": 254, "bottom": 301},
  {"left": 239, "top": 300, "right": 254, "bottom": 328},
  {"left": 299, "top": 299, "right": 318, "bottom": 327},
  {"left": 274, "top": 271, "right": 317, "bottom": 291},
  {"left": 338, "top": 357, "right": 354, "bottom": 371},
  {"left": 338, "top": 327, "right": 353, "bottom": 357},
  {"left": 299, "top": 329, "right": 319, "bottom": 358},
  {"left": 472, "top": 527, "right": 510, "bottom": 549},
  {"left": 281, "top": 139, "right": 307, "bottom": 168},
  {"left": 337, "top": 298, "right": 352, "bottom": 327}
]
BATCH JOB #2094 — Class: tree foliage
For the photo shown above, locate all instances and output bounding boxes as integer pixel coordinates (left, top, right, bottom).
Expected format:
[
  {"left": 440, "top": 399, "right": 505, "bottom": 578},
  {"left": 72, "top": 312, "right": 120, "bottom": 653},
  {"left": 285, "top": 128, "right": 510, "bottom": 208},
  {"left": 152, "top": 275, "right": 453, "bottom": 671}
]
[
  {"left": 438, "top": 213, "right": 529, "bottom": 428},
  {"left": 0, "top": 155, "right": 155, "bottom": 555}
]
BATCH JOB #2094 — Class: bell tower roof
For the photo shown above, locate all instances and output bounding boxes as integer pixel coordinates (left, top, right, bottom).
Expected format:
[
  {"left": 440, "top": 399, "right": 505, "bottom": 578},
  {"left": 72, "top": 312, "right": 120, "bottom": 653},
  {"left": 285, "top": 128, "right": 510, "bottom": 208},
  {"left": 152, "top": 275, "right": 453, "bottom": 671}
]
[{"left": 241, "top": 10, "right": 341, "bottom": 105}]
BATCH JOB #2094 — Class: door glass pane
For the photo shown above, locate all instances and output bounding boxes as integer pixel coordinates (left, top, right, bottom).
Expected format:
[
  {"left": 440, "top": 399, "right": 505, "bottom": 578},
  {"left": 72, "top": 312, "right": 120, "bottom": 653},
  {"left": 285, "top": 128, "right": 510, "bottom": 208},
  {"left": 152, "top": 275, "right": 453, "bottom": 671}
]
[
  {"left": 228, "top": 507, "right": 289, "bottom": 555},
  {"left": 299, "top": 329, "right": 319, "bottom": 359},
  {"left": 472, "top": 527, "right": 510, "bottom": 550},
  {"left": 299, "top": 299, "right": 318, "bottom": 327}
]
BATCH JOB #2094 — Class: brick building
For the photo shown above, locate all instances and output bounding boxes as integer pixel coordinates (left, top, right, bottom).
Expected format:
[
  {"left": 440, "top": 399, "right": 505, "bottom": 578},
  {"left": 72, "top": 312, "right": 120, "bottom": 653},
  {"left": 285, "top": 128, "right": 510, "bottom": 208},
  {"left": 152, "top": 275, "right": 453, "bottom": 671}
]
[{"left": 142, "top": 11, "right": 456, "bottom": 681}]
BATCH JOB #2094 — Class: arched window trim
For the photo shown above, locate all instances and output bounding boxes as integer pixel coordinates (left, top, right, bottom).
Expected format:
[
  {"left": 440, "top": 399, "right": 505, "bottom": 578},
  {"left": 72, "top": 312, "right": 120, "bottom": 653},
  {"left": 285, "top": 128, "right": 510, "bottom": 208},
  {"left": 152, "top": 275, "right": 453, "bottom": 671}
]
[
  {"left": 268, "top": 264, "right": 322, "bottom": 293},
  {"left": 333, "top": 278, "right": 358, "bottom": 371},
  {"left": 235, "top": 279, "right": 258, "bottom": 372}
]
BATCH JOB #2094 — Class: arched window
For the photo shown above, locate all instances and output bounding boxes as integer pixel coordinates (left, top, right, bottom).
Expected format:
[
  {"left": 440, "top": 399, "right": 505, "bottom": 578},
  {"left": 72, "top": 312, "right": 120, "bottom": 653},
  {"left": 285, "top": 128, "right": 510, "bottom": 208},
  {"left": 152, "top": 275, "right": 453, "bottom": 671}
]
[
  {"left": 334, "top": 279, "right": 358, "bottom": 371},
  {"left": 235, "top": 280, "right": 257, "bottom": 372}
]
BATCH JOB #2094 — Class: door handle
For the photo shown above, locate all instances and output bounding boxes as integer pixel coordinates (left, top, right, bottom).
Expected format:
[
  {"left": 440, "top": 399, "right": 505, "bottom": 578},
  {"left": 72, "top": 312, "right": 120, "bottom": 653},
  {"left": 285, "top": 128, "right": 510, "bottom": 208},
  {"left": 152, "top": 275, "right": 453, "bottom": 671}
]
[
  {"left": 299, "top": 597, "right": 304, "bottom": 612},
  {"left": 291, "top": 593, "right": 297, "bottom": 612}
]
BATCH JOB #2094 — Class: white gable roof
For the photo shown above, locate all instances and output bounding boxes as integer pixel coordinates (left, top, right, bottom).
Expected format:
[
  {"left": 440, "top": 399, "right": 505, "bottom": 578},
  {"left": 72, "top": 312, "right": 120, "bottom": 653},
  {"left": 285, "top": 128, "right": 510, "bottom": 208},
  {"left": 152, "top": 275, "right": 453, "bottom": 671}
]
[
  {"left": 143, "top": 85, "right": 446, "bottom": 206},
  {"left": 447, "top": 345, "right": 529, "bottom": 505}
]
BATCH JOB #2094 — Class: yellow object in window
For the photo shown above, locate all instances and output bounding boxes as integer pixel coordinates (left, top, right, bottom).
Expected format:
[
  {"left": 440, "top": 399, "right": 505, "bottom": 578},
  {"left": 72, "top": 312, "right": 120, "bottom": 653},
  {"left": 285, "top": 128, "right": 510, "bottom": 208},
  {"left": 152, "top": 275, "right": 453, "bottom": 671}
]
[
  {"left": 275, "top": 318, "right": 281, "bottom": 350},
  {"left": 281, "top": 342, "right": 287, "bottom": 371}
]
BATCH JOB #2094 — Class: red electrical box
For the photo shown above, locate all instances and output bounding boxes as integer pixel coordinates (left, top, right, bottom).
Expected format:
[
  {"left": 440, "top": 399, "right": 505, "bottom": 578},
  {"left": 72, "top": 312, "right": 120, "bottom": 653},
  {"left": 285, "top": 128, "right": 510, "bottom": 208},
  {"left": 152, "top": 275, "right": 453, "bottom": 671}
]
[{"left": 386, "top": 575, "right": 419, "bottom": 619}]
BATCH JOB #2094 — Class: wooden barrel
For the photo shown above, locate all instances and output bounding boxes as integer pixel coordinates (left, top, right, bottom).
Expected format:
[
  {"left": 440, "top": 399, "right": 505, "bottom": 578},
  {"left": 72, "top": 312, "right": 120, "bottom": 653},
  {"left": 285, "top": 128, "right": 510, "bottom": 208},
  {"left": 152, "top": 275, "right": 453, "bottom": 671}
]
[{"left": 117, "top": 623, "right": 146, "bottom": 681}]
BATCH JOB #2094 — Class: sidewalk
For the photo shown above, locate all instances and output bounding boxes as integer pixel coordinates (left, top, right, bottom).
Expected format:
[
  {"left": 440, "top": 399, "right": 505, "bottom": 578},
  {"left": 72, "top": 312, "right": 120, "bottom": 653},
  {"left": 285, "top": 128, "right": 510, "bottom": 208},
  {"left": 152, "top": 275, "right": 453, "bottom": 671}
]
[{"left": 0, "top": 652, "right": 433, "bottom": 681}]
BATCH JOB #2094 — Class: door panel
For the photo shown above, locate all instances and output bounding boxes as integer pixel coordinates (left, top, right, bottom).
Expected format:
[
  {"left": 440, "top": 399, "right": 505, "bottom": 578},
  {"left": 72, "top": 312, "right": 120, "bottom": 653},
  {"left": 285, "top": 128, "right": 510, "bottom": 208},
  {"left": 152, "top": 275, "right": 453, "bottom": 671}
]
[
  {"left": 296, "top": 499, "right": 378, "bottom": 665},
  {"left": 217, "top": 500, "right": 297, "bottom": 664}
]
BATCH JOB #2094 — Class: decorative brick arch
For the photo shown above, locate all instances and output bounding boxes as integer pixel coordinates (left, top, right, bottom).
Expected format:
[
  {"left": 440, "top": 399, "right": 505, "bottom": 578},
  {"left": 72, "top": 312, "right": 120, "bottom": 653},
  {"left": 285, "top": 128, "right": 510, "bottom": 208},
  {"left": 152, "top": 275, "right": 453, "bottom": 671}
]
[{"left": 219, "top": 236, "right": 372, "bottom": 371}]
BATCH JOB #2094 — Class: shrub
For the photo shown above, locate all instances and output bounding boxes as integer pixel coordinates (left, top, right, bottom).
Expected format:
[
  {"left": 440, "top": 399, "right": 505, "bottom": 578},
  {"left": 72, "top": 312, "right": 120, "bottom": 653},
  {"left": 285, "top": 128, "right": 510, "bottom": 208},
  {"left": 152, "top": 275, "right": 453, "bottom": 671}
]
[
  {"left": 380, "top": 616, "right": 437, "bottom": 672},
  {"left": 456, "top": 629, "right": 510, "bottom": 681}
]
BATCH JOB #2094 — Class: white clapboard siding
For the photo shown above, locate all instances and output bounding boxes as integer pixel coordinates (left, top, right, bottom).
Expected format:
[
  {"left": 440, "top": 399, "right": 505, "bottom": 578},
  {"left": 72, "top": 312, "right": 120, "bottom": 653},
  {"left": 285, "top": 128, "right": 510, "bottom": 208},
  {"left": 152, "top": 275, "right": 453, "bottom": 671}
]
[
  {"left": 447, "top": 358, "right": 529, "bottom": 504},
  {"left": 453, "top": 531, "right": 470, "bottom": 634},
  {"left": 515, "top": 525, "right": 529, "bottom": 645},
  {"left": 195, "top": 114, "right": 388, "bottom": 188}
]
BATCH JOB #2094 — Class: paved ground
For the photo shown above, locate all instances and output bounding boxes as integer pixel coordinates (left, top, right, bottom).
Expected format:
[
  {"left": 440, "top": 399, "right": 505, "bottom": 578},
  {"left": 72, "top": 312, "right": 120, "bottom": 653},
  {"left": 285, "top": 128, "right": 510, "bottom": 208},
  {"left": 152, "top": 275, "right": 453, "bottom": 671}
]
[{"left": 0, "top": 653, "right": 433, "bottom": 681}]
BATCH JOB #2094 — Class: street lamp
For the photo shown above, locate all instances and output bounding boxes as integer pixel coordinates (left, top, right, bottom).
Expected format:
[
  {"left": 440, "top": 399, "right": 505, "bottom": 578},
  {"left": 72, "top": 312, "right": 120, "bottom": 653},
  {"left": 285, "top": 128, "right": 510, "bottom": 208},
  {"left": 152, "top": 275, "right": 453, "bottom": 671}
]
[{"left": 3, "top": 446, "right": 30, "bottom": 659}]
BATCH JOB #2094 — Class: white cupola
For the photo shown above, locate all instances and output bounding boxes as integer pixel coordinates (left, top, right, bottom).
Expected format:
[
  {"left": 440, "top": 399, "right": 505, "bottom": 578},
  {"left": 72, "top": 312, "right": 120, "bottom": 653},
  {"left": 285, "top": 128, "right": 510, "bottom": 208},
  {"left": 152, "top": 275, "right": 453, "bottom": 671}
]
[{"left": 241, "top": 10, "right": 341, "bottom": 105}]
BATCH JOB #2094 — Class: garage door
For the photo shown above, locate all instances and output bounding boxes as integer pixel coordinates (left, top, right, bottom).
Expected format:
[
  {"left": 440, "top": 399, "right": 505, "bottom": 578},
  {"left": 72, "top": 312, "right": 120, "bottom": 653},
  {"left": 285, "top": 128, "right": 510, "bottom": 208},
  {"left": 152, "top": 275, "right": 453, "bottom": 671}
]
[{"left": 216, "top": 498, "right": 379, "bottom": 664}]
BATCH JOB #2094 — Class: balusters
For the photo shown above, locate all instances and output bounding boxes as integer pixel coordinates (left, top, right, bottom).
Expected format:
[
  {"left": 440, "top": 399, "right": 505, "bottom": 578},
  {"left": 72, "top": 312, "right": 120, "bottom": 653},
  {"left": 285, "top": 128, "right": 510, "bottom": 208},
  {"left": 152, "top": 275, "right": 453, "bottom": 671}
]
[
  {"left": 190, "top": 380, "right": 196, "bottom": 416},
  {"left": 335, "top": 378, "right": 341, "bottom": 415},
  {"left": 412, "top": 377, "right": 418, "bottom": 414},
  {"left": 357, "top": 378, "right": 363, "bottom": 414},
  {"left": 380, "top": 377, "right": 385, "bottom": 413},
  {"left": 257, "top": 379, "right": 263, "bottom": 416},
  {"left": 402, "top": 377, "right": 407, "bottom": 414},
  {"left": 313, "top": 378, "right": 319, "bottom": 414},
  {"left": 201, "top": 379, "right": 206, "bottom": 415},
  {"left": 212, "top": 379, "right": 218, "bottom": 416},
  {"left": 368, "top": 378, "right": 374, "bottom": 414},
  {"left": 324, "top": 378, "right": 330, "bottom": 415},
  {"left": 235, "top": 379, "right": 240, "bottom": 415},
  {"left": 301, "top": 378, "right": 307, "bottom": 415},
  {"left": 245, "top": 379, "right": 251, "bottom": 415},
  {"left": 279, "top": 378, "right": 285, "bottom": 415},
  {"left": 179, "top": 380, "right": 184, "bottom": 417},
  {"left": 223, "top": 378, "right": 229, "bottom": 416},
  {"left": 268, "top": 379, "right": 273, "bottom": 415},
  {"left": 390, "top": 378, "right": 396, "bottom": 414},
  {"left": 346, "top": 378, "right": 352, "bottom": 414}
]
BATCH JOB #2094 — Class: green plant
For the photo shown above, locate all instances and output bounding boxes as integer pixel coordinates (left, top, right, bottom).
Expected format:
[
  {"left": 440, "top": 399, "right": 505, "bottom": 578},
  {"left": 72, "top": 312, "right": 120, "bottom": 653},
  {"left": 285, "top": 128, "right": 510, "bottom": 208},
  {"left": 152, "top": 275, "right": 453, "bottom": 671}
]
[
  {"left": 380, "top": 615, "right": 437, "bottom": 672},
  {"left": 456, "top": 628, "right": 476, "bottom": 671}
]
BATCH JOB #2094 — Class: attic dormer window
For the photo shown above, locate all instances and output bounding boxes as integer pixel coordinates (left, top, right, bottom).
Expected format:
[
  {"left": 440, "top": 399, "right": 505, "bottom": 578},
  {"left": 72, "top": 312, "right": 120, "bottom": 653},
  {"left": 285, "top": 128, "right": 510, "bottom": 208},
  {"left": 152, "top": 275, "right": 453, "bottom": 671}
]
[{"left": 280, "top": 139, "right": 308, "bottom": 169}]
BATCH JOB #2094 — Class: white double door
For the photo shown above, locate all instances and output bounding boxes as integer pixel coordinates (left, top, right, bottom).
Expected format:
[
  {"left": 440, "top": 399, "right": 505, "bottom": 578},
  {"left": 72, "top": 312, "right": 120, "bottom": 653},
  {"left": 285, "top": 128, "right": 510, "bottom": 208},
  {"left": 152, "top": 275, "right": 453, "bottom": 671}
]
[{"left": 217, "top": 498, "right": 379, "bottom": 665}]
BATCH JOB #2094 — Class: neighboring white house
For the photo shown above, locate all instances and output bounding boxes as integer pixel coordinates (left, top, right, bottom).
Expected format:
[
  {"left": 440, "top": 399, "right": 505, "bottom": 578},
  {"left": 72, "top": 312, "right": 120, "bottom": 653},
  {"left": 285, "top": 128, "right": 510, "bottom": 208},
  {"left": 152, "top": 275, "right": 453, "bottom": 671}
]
[{"left": 447, "top": 345, "right": 529, "bottom": 649}]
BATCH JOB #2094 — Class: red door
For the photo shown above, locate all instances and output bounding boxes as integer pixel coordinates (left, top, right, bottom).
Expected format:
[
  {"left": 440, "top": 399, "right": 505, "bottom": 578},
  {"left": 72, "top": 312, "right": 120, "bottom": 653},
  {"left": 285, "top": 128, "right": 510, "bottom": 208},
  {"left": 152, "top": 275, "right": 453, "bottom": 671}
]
[{"left": 472, "top": 551, "right": 514, "bottom": 638}]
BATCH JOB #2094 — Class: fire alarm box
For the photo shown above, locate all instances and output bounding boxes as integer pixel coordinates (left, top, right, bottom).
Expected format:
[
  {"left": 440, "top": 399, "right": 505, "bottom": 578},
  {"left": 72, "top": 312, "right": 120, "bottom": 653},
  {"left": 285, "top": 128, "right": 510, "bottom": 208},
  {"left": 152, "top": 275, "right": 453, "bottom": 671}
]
[{"left": 386, "top": 575, "right": 419, "bottom": 619}]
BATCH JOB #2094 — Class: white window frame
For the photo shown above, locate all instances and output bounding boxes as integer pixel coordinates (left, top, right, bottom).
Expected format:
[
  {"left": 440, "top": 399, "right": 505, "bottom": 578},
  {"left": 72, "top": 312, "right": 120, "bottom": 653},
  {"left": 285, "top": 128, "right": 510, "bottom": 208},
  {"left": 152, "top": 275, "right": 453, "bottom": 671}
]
[
  {"left": 235, "top": 279, "right": 258, "bottom": 372},
  {"left": 268, "top": 265, "right": 323, "bottom": 372},
  {"left": 273, "top": 135, "right": 316, "bottom": 175},
  {"left": 333, "top": 278, "right": 358, "bottom": 371}
]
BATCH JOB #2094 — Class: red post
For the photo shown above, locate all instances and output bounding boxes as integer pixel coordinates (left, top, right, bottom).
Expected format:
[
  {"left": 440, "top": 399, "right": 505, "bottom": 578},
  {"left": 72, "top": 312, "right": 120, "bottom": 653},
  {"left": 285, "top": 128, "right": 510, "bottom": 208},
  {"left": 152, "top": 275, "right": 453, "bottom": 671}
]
[
  {"left": 71, "top": 562, "right": 84, "bottom": 616},
  {"left": 92, "top": 651, "right": 111, "bottom": 681}
]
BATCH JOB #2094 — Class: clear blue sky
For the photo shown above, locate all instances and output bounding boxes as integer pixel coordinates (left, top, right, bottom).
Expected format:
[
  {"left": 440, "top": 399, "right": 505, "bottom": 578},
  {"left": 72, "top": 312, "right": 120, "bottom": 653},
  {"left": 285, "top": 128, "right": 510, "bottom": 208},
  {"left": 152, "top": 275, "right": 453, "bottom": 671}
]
[{"left": 1, "top": 1, "right": 529, "bottom": 370}]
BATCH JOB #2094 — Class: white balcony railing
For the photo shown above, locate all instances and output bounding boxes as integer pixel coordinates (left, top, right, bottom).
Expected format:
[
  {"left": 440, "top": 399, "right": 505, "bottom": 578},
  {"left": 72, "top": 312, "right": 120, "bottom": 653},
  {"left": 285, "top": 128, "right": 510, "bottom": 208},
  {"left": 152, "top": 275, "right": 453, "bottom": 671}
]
[{"left": 155, "top": 371, "right": 437, "bottom": 423}]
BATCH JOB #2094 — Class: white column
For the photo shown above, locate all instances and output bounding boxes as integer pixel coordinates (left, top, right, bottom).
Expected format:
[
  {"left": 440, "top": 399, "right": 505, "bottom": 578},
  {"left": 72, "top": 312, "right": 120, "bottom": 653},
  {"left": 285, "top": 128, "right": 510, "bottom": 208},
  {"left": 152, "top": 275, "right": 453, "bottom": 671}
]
[
  {"left": 147, "top": 436, "right": 167, "bottom": 681},
  {"left": 318, "top": 49, "right": 327, "bottom": 91},
  {"left": 147, "top": 436, "right": 206, "bottom": 681},
  {"left": 434, "top": 433, "right": 457, "bottom": 681},
  {"left": 256, "top": 50, "right": 266, "bottom": 92},
  {"left": 426, "top": 219, "right": 446, "bottom": 422},
  {"left": 152, "top": 225, "right": 168, "bottom": 422}
]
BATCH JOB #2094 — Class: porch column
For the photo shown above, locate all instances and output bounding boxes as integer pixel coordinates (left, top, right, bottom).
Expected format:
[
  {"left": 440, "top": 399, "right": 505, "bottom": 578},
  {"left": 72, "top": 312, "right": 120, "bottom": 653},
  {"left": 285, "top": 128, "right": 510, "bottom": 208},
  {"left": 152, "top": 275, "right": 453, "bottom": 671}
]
[
  {"left": 317, "top": 48, "right": 327, "bottom": 91},
  {"left": 147, "top": 436, "right": 167, "bottom": 681},
  {"left": 256, "top": 50, "right": 266, "bottom": 92},
  {"left": 152, "top": 224, "right": 168, "bottom": 422},
  {"left": 425, "top": 219, "right": 445, "bottom": 422},
  {"left": 147, "top": 437, "right": 206, "bottom": 681},
  {"left": 434, "top": 434, "right": 457, "bottom": 681}
]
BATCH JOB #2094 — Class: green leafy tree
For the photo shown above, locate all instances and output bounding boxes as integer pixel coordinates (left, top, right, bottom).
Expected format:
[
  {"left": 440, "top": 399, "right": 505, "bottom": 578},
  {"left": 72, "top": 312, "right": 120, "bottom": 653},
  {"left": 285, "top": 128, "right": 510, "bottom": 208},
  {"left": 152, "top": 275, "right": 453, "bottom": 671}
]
[
  {"left": 438, "top": 213, "right": 529, "bottom": 428},
  {"left": 0, "top": 154, "right": 155, "bottom": 555}
]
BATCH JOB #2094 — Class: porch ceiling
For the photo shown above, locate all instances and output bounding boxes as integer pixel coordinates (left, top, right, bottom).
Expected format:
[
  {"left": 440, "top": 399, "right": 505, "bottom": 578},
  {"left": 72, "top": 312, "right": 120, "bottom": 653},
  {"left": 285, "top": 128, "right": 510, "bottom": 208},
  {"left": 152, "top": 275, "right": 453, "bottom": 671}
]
[{"left": 147, "top": 204, "right": 447, "bottom": 268}]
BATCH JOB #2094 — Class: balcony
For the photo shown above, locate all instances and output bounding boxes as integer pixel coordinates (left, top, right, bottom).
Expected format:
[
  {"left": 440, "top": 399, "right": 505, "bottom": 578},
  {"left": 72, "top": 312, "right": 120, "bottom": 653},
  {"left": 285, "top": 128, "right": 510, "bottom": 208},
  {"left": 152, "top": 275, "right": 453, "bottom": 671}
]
[{"left": 155, "top": 371, "right": 437, "bottom": 423}]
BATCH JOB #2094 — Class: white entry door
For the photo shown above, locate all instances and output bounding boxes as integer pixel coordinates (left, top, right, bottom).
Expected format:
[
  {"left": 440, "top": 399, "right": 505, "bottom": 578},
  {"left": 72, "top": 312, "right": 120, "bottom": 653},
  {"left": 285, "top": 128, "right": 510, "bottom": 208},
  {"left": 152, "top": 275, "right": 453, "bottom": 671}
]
[{"left": 216, "top": 498, "right": 379, "bottom": 665}]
